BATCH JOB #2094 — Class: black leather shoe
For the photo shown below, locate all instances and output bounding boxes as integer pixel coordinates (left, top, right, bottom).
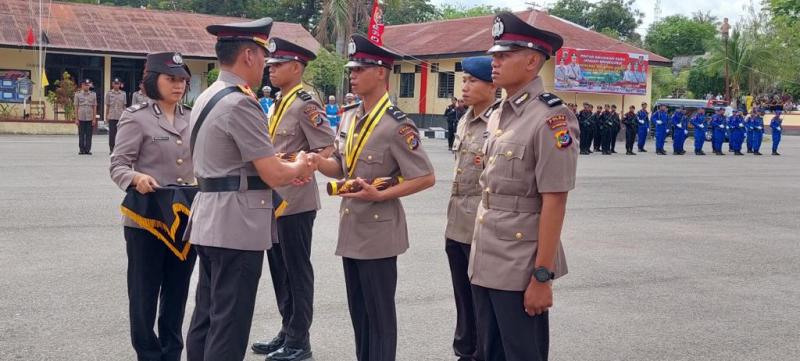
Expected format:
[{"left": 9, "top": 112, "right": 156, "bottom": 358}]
[
  {"left": 754, "top": 152, "right": 762, "bottom": 155},
  {"left": 253, "top": 336, "right": 286, "bottom": 355},
  {"left": 266, "top": 346, "right": 312, "bottom": 361},
  {"left": 773, "top": 152, "right": 780, "bottom": 156},
  {"left": 639, "top": 148, "right": 648, "bottom": 152},
  {"left": 735, "top": 152, "right": 744, "bottom": 155}
]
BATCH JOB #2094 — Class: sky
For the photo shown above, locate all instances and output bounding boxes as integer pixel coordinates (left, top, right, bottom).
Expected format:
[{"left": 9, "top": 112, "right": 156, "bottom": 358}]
[{"left": 430, "top": 0, "right": 760, "bottom": 34}]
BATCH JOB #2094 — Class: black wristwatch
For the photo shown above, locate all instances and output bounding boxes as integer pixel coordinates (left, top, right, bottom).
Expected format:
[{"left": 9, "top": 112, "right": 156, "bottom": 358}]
[{"left": 533, "top": 267, "right": 555, "bottom": 283}]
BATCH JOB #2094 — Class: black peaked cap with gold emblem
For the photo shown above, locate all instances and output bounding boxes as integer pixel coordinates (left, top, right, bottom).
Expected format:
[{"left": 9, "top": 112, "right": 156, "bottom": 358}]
[
  {"left": 488, "top": 12, "right": 564, "bottom": 59},
  {"left": 206, "top": 18, "right": 273, "bottom": 51},
  {"left": 267, "top": 37, "right": 317, "bottom": 65},
  {"left": 145, "top": 52, "right": 191, "bottom": 78},
  {"left": 345, "top": 34, "right": 400, "bottom": 68}
]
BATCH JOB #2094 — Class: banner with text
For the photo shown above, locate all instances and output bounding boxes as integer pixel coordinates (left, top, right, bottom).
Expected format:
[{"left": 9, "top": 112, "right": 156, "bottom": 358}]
[{"left": 554, "top": 47, "right": 648, "bottom": 95}]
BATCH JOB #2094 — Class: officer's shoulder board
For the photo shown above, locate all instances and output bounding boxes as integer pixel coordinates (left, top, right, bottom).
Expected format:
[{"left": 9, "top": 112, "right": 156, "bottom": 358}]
[
  {"left": 538, "top": 93, "right": 563, "bottom": 107},
  {"left": 297, "top": 90, "right": 313, "bottom": 102},
  {"left": 387, "top": 106, "right": 407, "bottom": 122},
  {"left": 483, "top": 99, "right": 502, "bottom": 118},
  {"left": 126, "top": 102, "right": 149, "bottom": 113},
  {"left": 341, "top": 101, "right": 361, "bottom": 113}
]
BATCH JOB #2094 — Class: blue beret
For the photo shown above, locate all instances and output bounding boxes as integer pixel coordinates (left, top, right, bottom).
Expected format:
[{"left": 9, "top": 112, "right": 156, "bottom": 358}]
[{"left": 462, "top": 56, "right": 493, "bottom": 83}]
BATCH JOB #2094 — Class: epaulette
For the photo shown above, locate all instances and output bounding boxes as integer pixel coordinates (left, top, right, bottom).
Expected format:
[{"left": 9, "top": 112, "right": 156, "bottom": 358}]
[
  {"left": 483, "top": 99, "right": 502, "bottom": 118},
  {"left": 342, "top": 101, "right": 361, "bottom": 112},
  {"left": 297, "top": 90, "right": 313, "bottom": 102},
  {"left": 387, "top": 106, "right": 407, "bottom": 121},
  {"left": 126, "top": 102, "right": 148, "bottom": 113},
  {"left": 538, "top": 93, "right": 563, "bottom": 107}
]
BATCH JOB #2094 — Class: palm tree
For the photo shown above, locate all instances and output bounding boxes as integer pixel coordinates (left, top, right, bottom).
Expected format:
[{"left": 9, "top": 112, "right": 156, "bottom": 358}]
[{"left": 316, "top": 0, "right": 372, "bottom": 55}]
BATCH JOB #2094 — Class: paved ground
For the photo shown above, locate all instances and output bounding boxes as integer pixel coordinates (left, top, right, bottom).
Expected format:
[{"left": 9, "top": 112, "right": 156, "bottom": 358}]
[{"left": 0, "top": 134, "right": 798, "bottom": 361}]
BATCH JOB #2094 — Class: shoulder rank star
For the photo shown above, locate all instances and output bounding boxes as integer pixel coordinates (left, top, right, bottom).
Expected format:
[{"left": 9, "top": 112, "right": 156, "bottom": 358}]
[{"left": 554, "top": 129, "right": 573, "bottom": 149}]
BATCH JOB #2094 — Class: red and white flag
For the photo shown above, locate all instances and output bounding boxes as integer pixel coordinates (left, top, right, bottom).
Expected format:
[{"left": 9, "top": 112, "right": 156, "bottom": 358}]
[{"left": 367, "top": 0, "right": 384, "bottom": 45}]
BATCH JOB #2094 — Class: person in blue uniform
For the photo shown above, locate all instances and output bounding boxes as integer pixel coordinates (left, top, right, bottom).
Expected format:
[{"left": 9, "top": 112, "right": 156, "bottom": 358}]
[
  {"left": 636, "top": 102, "right": 649, "bottom": 152},
  {"left": 671, "top": 107, "right": 688, "bottom": 155},
  {"left": 750, "top": 108, "right": 765, "bottom": 155},
  {"left": 691, "top": 110, "right": 707, "bottom": 155},
  {"left": 652, "top": 104, "right": 669, "bottom": 155},
  {"left": 771, "top": 110, "right": 783, "bottom": 155},
  {"left": 728, "top": 110, "right": 745, "bottom": 155},
  {"left": 745, "top": 111, "right": 754, "bottom": 153},
  {"left": 711, "top": 108, "right": 727, "bottom": 155},
  {"left": 259, "top": 86, "right": 274, "bottom": 115}
]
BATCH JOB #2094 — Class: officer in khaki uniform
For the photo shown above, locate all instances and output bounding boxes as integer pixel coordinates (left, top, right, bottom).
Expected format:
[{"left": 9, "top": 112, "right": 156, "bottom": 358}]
[
  {"left": 132, "top": 80, "right": 150, "bottom": 105},
  {"left": 444, "top": 56, "right": 497, "bottom": 361},
  {"left": 109, "top": 52, "right": 195, "bottom": 361},
  {"left": 316, "top": 34, "right": 435, "bottom": 361},
  {"left": 105, "top": 77, "right": 128, "bottom": 152},
  {"left": 74, "top": 79, "right": 97, "bottom": 154},
  {"left": 251, "top": 37, "right": 335, "bottom": 361},
  {"left": 469, "top": 13, "right": 578, "bottom": 361},
  {"left": 184, "top": 18, "right": 316, "bottom": 361}
]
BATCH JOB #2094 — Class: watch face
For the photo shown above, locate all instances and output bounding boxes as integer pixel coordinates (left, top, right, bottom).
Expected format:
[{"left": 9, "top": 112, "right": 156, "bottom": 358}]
[{"left": 534, "top": 267, "right": 553, "bottom": 282}]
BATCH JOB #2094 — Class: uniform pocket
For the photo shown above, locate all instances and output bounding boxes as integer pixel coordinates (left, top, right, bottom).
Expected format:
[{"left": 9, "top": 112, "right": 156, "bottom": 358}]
[
  {"left": 495, "top": 214, "right": 538, "bottom": 241},
  {"left": 494, "top": 141, "right": 526, "bottom": 179},
  {"left": 357, "top": 201, "right": 395, "bottom": 223},
  {"left": 356, "top": 148, "right": 384, "bottom": 179},
  {"left": 275, "top": 127, "right": 297, "bottom": 137},
  {"left": 245, "top": 191, "right": 272, "bottom": 209}
]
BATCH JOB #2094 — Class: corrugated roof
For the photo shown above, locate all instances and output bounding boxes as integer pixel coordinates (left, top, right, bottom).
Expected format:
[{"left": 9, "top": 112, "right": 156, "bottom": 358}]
[
  {"left": 0, "top": 0, "right": 319, "bottom": 58},
  {"left": 383, "top": 10, "right": 670, "bottom": 64}
]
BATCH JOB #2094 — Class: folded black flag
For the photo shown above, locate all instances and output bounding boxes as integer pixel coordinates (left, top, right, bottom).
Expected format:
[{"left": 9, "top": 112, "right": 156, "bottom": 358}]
[{"left": 120, "top": 185, "right": 199, "bottom": 261}]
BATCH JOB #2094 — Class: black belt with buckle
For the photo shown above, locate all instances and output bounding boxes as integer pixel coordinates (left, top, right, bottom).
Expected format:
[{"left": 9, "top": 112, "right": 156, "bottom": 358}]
[{"left": 196, "top": 176, "right": 269, "bottom": 192}]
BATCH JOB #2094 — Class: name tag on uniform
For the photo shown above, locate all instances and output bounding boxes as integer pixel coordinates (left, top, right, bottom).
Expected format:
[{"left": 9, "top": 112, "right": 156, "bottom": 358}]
[{"left": 152, "top": 136, "right": 170, "bottom": 142}]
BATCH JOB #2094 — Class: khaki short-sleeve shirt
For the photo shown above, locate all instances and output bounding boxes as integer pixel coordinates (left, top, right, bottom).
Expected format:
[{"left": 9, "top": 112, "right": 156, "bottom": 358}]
[
  {"left": 271, "top": 88, "right": 335, "bottom": 216},
  {"left": 332, "top": 100, "right": 434, "bottom": 259},
  {"left": 186, "top": 70, "right": 277, "bottom": 251},
  {"left": 74, "top": 90, "right": 97, "bottom": 121},
  {"left": 469, "top": 77, "right": 579, "bottom": 291},
  {"left": 444, "top": 104, "right": 495, "bottom": 244},
  {"left": 105, "top": 90, "right": 127, "bottom": 120}
]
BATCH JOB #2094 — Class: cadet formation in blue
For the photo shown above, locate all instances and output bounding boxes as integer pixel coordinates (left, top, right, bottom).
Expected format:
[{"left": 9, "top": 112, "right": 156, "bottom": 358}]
[{"left": 573, "top": 102, "right": 785, "bottom": 156}]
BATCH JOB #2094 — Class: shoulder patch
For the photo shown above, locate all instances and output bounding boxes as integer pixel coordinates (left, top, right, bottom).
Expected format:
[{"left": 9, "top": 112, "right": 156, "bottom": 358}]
[
  {"left": 483, "top": 99, "right": 502, "bottom": 118},
  {"left": 554, "top": 129, "right": 573, "bottom": 149},
  {"left": 538, "top": 93, "right": 563, "bottom": 107},
  {"left": 387, "top": 106, "right": 407, "bottom": 121},
  {"left": 126, "top": 102, "right": 149, "bottom": 113},
  {"left": 546, "top": 114, "right": 568, "bottom": 129},
  {"left": 304, "top": 104, "right": 326, "bottom": 127},
  {"left": 297, "top": 90, "right": 313, "bottom": 102}
]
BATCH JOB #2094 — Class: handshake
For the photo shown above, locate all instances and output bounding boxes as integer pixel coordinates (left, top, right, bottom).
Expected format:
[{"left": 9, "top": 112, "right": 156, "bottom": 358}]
[{"left": 284, "top": 150, "right": 321, "bottom": 186}]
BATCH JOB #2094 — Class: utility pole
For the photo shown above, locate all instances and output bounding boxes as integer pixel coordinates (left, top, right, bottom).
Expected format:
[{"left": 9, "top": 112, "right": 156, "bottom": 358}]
[{"left": 721, "top": 18, "right": 730, "bottom": 103}]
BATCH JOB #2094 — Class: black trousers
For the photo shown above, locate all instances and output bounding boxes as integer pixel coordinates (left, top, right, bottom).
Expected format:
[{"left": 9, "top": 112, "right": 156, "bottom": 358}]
[
  {"left": 472, "top": 285, "right": 549, "bottom": 361},
  {"left": 592, "top": 124, "right": 602, "bottom": 150},
  {"left": 78, "top": 121, "right": 93, "bottom": 153},
  {"left": 125, "top": 226, "right": 196, "bottom": 361},
  {"left": 600, "top": 128, "right": 611, "bottom": 152},
  {"left": 186, "top": 245, "right": 264, "bottom": 361},
  {"left": 446, "top": 239, "right": 482, "bottom": 361},
  {"left": 447, "top": 125, "right": 456, "bottom": 149},
  {"left": 611, "top": 126, "right": 620, "bottom": 151},
  {"left": 343, "top": 257, "right": 398, "bottom": 361},
  {"left": 625, "top": 127, "right": 637, "bottom": 152},
  {"left": 266, "top": 211, "right": 316, "bottom": 348},
  {"left": 108, "top": 119, "right": 119, "bottom": 153}
]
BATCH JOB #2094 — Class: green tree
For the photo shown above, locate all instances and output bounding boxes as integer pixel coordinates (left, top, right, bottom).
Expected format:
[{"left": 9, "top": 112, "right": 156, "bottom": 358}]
[
  {"left": 586, "top": 0, "right": 643, "bottom": 42},
  {"left": 303, "top": 47, "right": 348, "bottom": 101},
  {"left": 766, "top": 0, "right": 800, "bottom": 19},
  {"left": 548, "top": 0, "right": 593, "bottom": 27},
  {"left": 437, "top": 4, "right": 510, "bottom": 20},
  {"left": 644, "top": 15, "right": 717, "bottom": 59},
  {"left": 651, "top": 67, "right": 691, "bottom": 100},
  {"left": 382, "top": 0, "right": 439, "bottom": 25},
  {"left": 687, "top": 59, "right": 725, "bottom": 97}
]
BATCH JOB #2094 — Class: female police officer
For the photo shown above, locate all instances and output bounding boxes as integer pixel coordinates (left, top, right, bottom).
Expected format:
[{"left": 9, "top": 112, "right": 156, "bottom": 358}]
[{"left": 109, "top": 52, "right": 195, "bottom": 361}]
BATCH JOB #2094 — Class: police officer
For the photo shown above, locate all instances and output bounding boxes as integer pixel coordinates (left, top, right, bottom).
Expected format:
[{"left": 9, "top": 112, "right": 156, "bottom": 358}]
[
  {"left": 315, "top": 34, "right": 435, "bottom": 361},
  {"left": 259, "top": 85, "right": 274, "bottom": 115},
  {"left": 592, "top": 104, "right": 603, "bottom": 152},
  {"left": 74, "top": 79, "right": 97, "bottom": 154},
  {"left": 771, "top": 110, "right": 783, "bottom": 155},
  {"left": 470, "top": 12, "right": 577, "bottom": 361},
  {"left": 251, "top": 37, "right": 335, "bottom": 361},
  {"left": 577, "top": 103, "right": 593, "bottom": 155},
  {"left": 652, "top": 104, "right": 669, "bottom": 155},
  {"left": 622, "top": 105, "right": 638, "bottom": 155},
  {"left": 691, "top": 110, "right": 707, "bottom": 155},
  {"left": 599, "top": 105, "right": 613, "bottom": 155},
  {"left": 745, "top": 111, "right": 755, "bottom": 153},
  {"left": 185, "top": 18, "right": 317, "bottom": 361},
  {"left": 105, "top": 77, "right": 128, "bottom": 152},
  {"left": 672, "top": 107, "right": 688, "bottom": 155},
  {"left": 751, "top": 108, "right": 765, "bottom": 155},
  {"left": 636, "top": 102, "right": 649, "bottom": 152},
  {"left": 132, "top": 80, "right": 150, "bottom": 105},
  {"left": 445, "top": 56, "right": 496, "bottom": 361},
  {"left": 728, "top": 109, "right": 745, "bottom": 155},
  {"left": 110, "top": 52, "right": 195, "bottom": 361},
  {"left": 609, "top": 104, "right": 620, "bottom": 153},
  {"left": 711, "top": 108, "right": 727, "bottom": 155}
]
